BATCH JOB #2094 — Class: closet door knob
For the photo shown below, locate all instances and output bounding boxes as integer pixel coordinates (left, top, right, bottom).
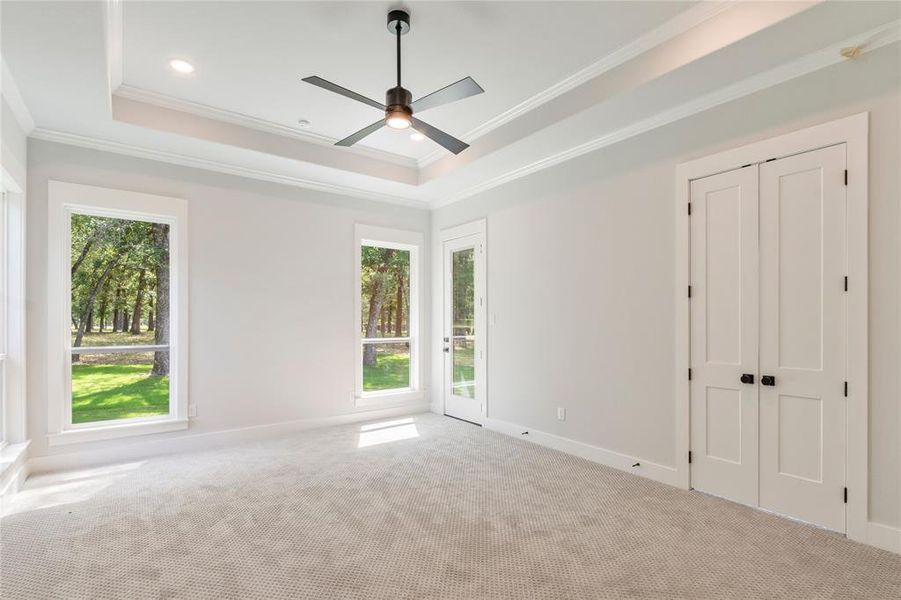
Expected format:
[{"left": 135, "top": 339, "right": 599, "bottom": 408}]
[
  {"left": 740, "top": 374, "right": 755, "bottom": 384},
  {"left": 761, "top": 375, "right": 776, "bottom": 386}
]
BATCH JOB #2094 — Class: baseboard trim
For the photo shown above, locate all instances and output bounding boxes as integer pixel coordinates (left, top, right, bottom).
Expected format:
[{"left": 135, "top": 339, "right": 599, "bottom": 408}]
[
  {"left": 27, "top": 403, "right": 431, "bottom": 475},
  {"left": 482, "top": 417, "right": 900, "bottom": 555},
  {"left": 868, "top": 521, "right": 901, "bottom": 554},
  {"left": 482, "top": 417, "right": 679, "bottom": 487}
]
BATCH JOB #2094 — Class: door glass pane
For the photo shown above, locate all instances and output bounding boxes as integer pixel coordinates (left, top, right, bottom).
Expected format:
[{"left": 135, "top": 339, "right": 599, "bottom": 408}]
[
  {"left": 362, "top": 342, "right": 410, "bottom": 392},
  {"left": 452, "top": 248, "right": 475, "bottom": 398},
  {"left": 360, "top": 246, "right": 410, "bottom": 338}
]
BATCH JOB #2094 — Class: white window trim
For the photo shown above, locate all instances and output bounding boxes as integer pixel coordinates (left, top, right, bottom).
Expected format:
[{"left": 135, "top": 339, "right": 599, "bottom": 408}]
[
  {"left": 354, "top": 224, "right": 423, "bottom": 407},
  {"left": 47, "top": 181, "right": 189, "bottom": 445},
  {"left": 0, "top": 189, "right": 7, "bottom": 450},
  {"left": 0, "top": 164, "right": 26, "bottom": 453}
]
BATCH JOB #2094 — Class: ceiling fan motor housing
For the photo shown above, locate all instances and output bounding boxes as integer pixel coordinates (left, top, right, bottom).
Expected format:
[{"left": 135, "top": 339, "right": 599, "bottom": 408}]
[{"left": 386, "top": 86, "right": 413, "bottom": 118}]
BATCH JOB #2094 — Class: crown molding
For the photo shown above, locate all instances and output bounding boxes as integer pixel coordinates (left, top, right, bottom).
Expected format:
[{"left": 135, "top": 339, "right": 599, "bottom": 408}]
[
  {"left": 29, "top": 19, "right": 900, "bottom": 212},
  {"left": 30, "top": 128, "right": 427, "bottom": 208},
  {"left": 114, "top": 85, "right": 419, "bottom": 169},
  {"left": 104, "top": 0, "right": 417, "bottom": 170},
  {"left": 416, "top": 0, "right": 734, "bottom": 169},
  {"left": 1, "top": 59, "right": 36, "bottom": 134},
  {"left": 433, "top": 20, "right": 901, "bottom": 209},
  {"left": 104, "top": 0, "right": 731, "bottom": 173}
]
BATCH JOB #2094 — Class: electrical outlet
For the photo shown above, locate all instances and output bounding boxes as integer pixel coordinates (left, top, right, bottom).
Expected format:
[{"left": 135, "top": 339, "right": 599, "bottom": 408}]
[
  {"left": 188, "top": 404, "right": 197, "bottom": 418},
  {"left": 557, "top": 407, "right": 566, "bottom": 421}
]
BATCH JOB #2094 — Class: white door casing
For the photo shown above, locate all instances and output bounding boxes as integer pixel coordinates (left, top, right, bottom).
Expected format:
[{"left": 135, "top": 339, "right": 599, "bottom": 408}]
[
  {"left": 689, "top": 166, "right": 760, "bottom": 506},
  {"left": 676, "top": 113, "right": 868, "bottom": 544},
  {"left": 758, "top": 144, "right": 847, "bottom": 532},
  {"left": 442, "top": 222, "right": 486, "bottom": 424}
]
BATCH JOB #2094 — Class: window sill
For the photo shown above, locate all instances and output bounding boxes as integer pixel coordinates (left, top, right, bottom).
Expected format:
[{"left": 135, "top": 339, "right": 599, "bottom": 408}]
[
  {"left": 355, "top": 389, "right": 424, "bottom": 408},
  {"left": 0, "top": 441, "right": 30, "bottom": 484},
  {"left": 48, "top": 418, "right": 189, "bottom": 446}
]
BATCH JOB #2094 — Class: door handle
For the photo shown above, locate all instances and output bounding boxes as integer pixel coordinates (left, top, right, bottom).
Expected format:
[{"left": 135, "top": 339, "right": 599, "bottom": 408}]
[
  {"left": 740, "top": 373, "right": 755, "bottom": 384},
  {"left": 761, "top": 375, "right": 776, "bottom": 386},
  {"left": 443, "top": 347, "right": 450, "bottom": 353}
]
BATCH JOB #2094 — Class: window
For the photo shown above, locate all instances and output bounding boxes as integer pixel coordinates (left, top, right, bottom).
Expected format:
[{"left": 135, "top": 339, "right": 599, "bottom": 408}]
[
  {"left": 47, "top": 182, "right": 188, "bottom": 444},
  {"left": 69, "top": 214, "right": 171, "bottom": 425},
  {"left": 355, "top": 225, "right": 421, "bottom": 404},
  {"left": 0, "top": 170, "right": 26, "bottom": 452}
]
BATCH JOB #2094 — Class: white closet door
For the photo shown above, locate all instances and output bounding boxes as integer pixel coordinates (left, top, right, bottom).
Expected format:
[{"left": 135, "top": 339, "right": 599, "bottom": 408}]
[
  {"left": 690, "top": 166, "right": 759, "bottom": 506},
  {"left": 758, "top": 144, "right": 847, "bottom": 532}
]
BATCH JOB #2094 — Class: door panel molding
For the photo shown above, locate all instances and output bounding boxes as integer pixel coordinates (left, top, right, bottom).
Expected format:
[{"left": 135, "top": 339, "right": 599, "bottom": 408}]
[
  {"left": 675, "top": 113, "right": 868, "bottom": 543},
  {"left": 758, "top": 145, "right": 847, "bottom": 532},
  {"left": 689, "top": 166, "right": 759, "bottom": 506}
]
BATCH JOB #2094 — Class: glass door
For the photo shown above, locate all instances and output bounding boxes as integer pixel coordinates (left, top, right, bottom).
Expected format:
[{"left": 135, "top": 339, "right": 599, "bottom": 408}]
[{"left": 443, "top": 228, "right": 485, "bottom": 424}]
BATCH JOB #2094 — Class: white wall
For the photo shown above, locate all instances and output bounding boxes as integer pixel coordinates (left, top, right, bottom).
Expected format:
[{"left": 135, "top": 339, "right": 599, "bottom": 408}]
[
  {"left": 26, "top": 140, "right": 431, "bottom": 464},
  {"left": 432, "top": 44, "right": 901, "bottom": 528},
  {"left": 1, "top": 96, "right": 26, "bottom": 188}
]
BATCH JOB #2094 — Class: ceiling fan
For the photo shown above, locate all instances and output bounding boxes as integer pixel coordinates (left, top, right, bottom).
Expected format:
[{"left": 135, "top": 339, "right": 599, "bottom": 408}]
[{"left": 302, "top": 9, "right": 484, "bottom": 155}]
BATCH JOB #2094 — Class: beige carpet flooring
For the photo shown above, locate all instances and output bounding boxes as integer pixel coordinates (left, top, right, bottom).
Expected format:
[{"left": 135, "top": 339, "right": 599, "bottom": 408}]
[{"left": 2, "top": 413, "right": 900, "bottom": 599}]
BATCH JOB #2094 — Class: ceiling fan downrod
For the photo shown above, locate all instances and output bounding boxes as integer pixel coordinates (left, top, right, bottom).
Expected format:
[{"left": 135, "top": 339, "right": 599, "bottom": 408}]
[{"left": 385, "top": 10, "right": 412, "bottom": 127}]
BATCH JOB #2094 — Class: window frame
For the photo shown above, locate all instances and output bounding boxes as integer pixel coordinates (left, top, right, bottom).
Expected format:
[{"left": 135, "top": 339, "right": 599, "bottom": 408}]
[
  {"left": 47, "top": 181, "right": 189, "bottom": 445},
  {"left": 0, "top": 190, "right": 7, "bottom": 449},
  {"left": 0, "top": 165, "right": 26, "bottom": 456},
  {"left": 354, "top": 224, "right": 423, "bottom": 407}
]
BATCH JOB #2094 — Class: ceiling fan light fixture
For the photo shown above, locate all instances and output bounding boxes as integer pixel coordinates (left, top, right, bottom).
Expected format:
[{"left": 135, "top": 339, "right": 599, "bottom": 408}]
[
  {"left": 386, "top": 107, "right": 412, "bottom": 129},
  {"left": 386, "top": 116, "right": 411, "bottom": 129}
]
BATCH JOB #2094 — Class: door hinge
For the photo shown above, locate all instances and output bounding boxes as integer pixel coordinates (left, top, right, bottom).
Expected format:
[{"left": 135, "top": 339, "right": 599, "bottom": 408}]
[
  {"left": 844, "top": 276, "right": 848, "bottom": 292},
  {"left": 844, "top": 170, "right": 848, "bottom": 186},
  {"left": 688, "top": 451, "right": 693, "bottom": 464},
  {"left": 844, "top": 487, "right": 848, "bottom": 503},
  {"left": 688, "top": 285, "right": 692, "bottom": 298},
  {"left": 688, "top": 368, "right": 692, "bottom": 381},
  {"left": 844, "top": 381, "right": 848, "bottom": 397},
  {"left": 687, "top": 203, "right": 692, "bottom": 216}
]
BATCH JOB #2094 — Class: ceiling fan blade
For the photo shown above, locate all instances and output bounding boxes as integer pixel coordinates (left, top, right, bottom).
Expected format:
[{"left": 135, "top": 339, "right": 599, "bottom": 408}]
[
  {"left": 302, "top": 76, "right": 385, "bottom": 111},
  {"left": 410, "top": 117, "right": 469, "bottom": 154},
  {"left": 335, "top": 120, "right": 386, "bottom": 147},
  {"left": 410, "top": 76, "right": 484, "bottom": 113}
]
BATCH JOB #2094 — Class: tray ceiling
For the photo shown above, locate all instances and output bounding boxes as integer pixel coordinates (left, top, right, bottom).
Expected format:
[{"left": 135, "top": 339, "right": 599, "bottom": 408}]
[{"left": 120, "top": 1, "right": 695, "bottom": 160}]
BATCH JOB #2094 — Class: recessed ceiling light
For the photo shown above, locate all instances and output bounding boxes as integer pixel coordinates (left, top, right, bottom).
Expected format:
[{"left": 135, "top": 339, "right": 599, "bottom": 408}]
[
  {"left": 168, "top": 59, "right": 195, "bottom": 74},
  {"left": 297, "top": 119, "right": 312, "bottom": 128},
  {"left": 410, "top": 132, "right": 425, "bottom": 142}
]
